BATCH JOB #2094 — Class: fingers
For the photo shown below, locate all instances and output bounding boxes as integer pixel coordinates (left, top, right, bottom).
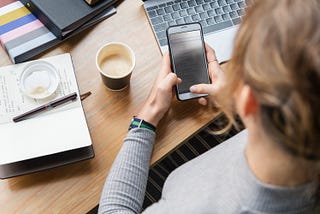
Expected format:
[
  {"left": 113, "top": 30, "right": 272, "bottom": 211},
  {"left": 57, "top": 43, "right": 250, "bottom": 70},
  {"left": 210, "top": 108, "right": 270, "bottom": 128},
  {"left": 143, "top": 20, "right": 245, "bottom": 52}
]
[
  {"left": 160, "top": 73, "right": 180, "bottom": 92},
  {"left": 208, "top": 60, "right": 223, "bottom": 81},
  {"left": 190, "top": 83, "right": 215, "bottom": 95},
  {"left": 205, "top": 44, "right": 217, "bottom": 63},
  {"left": 198, "top": 97, "right": 208, "bottom": 106},
  {"left": 160, "top": 52, "right": 172, "bottom": 75}
]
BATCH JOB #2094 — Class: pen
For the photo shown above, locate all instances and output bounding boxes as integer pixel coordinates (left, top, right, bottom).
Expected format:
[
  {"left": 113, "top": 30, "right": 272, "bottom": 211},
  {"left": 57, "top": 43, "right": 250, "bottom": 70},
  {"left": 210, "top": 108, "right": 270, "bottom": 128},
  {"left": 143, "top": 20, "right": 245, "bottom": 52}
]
[{"left": 13, "top": 92, "right": 78, "bottom": 123}]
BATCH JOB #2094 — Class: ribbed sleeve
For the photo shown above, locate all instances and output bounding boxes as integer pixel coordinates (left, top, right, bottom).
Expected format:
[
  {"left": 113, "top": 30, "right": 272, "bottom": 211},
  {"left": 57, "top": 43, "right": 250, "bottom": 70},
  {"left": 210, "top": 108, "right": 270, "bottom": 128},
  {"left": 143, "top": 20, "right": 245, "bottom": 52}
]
[{"left": 98, "top": 128, "right": 156, "bottom": 214}]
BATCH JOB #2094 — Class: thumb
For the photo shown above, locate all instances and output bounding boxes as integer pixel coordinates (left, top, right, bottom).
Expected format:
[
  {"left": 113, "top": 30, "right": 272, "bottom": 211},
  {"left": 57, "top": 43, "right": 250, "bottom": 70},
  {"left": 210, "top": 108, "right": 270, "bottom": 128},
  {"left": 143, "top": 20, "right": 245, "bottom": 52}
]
[{"left": 190, "top": 84, "right": 216, "bottom": 95}]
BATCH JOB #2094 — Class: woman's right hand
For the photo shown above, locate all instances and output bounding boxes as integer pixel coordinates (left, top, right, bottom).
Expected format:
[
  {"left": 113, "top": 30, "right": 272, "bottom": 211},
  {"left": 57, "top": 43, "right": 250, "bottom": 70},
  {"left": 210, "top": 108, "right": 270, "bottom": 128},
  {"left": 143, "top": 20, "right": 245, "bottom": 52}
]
[
  {"left": 190, "top": 44, "right": 226, "bottom": 106},
  {"left": 136, "top": 52, "right": 181, "bottom": 127}
]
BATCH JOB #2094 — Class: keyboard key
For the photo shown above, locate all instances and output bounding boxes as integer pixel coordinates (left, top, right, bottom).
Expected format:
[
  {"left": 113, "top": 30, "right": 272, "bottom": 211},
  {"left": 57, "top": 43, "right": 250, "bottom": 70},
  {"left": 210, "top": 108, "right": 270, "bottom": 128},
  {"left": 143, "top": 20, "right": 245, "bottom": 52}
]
[
  {"left": 187, "top": 8, "right": 196, "bottom": 15},
  {"left": 204, "top": 0, "right": 211, "bottom": 2},
  {"left": 229, "top": 11, "right": 238, "bottom": 18},
  {"left": 163, "top": 14, "right": 172, "bottom": 21},
  {"left": 147, "top": 6, "right": 158, "bottom": 11},
  {"left": 218, "top": 0, "right": 227, "bottom": 6},
  {"left": 195, "top": 5, "right": 204, "bottom": 13},
  {"left": 200, "top": 12, "right": 208, "bottom": 20},
  {"left": 192, "top": 14, "right": 201, "bottom": 21},
  {"left": 156, "top": 30, "right": 167, "bottom": 39},
  {"left": 226, "top": 0, "right": 233, "bottom": 3},
  {"left": 168, "top": 20, "right": 176, "bottom": 26},
  {"left": 173, "top": 4, "right": 181, "bottom": 11},
  {"left": 199, "top": 20, "right": 207, "bottom": 27},
  {"left": 157, "top": 8, "right": 165, "bottom": 15},
  {"left": 179, "top": 10, "right": 188, "bottom": 17},
  {"left": 206, "top": 17, "right": 216, "bottom": 25},
  {"left": 238, "top": 1, "right": 246, "bottom": 8},
  {"left": 175, "top": 0, "right": 182, "bottom": 2},
  {"left": 176, "top": 18, "right": 185, "bottom": 24},
  {"left": 151, "top": 17, "right": 163, "bottom": 25},
  {"left": 222, "top": 13, "right": 229, "bottom": 20},
  {"left": 202, "top": 3, "right": 211, "bottom": 10},
  {"left": 210, "top": 2, "right": 219, "bottom": 9},
  {"left": 223, "top": 5, "right": 231, "bottom": 13},
  {"left": 148, "top": 10, "right": 157, "bottom": 18},
  {"left": 232, "top": 18, "right": 241, "bottom": 25},
  {"left": 230, "top": 3, "right": 238, "bottom": 10},
  {"left": 159, "top": 3, "right": 166, "bottom": 8},
  {"left": 167, "top": 2, "right": 174, "bottom": 5},
  {"left": 171, "top": 11, "right": 180, "bottom": 19},
  {"left": 196, "top": 0, "right": 204, "bottom": 5},
  {"left": 180, "top": 2, "right": 188, "bottom": 9},
  {"left": 164, "top": 6, "right": 174, "bottom": 13},
  {"left": 215, "top": 8, "right": 223, "bottom": 15},
  {"left": 214, "top": 15, "right": 223, "bottom": 23},
  {"left": 202, "top": 20, "right": 233, "bottom": 34},
  {"left": 207, "top": 9, "right": 216, "bottom": 17},
  {"left": 154, "top": 22, "right": 168, "bottom": 32},
  {"left": 184, "top": 16, "right": 193, "bottom": 23},
  {"left": 188, "top": 0, "right": 196, "bottom": 7},
  {"left": 237, "top": 8, "right": 245, "bottom": 16}
]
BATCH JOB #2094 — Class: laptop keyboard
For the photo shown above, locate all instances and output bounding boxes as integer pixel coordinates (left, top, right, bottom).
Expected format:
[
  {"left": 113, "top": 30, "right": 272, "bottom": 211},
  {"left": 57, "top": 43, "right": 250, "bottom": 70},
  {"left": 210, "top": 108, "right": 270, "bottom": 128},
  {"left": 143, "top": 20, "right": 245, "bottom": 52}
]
[{"left": 146, "top": 0, "right": 248, "bottom": 46}]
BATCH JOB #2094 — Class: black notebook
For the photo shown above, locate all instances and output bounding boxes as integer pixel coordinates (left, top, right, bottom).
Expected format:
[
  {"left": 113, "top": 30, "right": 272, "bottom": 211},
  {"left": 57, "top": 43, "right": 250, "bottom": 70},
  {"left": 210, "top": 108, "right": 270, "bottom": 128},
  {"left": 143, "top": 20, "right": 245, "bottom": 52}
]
[{"left": 20, "top": 0, "right": 117, "bottom": 39}]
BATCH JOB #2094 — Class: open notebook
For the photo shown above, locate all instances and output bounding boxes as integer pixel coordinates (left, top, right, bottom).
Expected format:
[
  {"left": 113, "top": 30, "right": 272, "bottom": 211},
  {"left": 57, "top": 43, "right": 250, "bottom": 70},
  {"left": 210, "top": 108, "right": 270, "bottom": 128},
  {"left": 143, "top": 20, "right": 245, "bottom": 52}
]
[{"left": 0, "top": 53, "right": 94, "bottom": 179}]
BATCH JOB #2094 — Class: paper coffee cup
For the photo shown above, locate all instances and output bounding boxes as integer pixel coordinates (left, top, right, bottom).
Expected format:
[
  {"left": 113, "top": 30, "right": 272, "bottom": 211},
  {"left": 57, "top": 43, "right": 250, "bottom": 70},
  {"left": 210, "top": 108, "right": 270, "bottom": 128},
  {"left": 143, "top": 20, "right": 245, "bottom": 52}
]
[{"left": 96, "top": 42, "right": 135, "bottom": 91}]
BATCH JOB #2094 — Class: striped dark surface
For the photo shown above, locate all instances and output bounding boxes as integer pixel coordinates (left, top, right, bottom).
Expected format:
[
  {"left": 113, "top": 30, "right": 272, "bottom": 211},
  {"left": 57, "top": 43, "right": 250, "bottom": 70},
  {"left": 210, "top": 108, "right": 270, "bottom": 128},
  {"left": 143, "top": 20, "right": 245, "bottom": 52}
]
[{"left": 88, "top": 113, "right": 243, "bottom": 213}]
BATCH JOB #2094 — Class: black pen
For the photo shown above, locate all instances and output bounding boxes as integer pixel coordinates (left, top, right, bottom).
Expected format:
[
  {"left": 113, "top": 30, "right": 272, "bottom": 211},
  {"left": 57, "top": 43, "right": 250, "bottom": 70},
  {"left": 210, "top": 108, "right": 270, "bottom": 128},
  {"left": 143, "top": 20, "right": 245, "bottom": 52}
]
[{"left": 13, "top": 92, "right": 78, "bottom": 122}]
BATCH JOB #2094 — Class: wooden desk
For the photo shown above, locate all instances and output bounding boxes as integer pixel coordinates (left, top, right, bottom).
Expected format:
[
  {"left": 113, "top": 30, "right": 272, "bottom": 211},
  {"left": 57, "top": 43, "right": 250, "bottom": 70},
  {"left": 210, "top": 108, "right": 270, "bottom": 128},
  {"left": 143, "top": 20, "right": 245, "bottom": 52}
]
[{"left": 0, "top": 0, "right": 218, "bottom": 213}]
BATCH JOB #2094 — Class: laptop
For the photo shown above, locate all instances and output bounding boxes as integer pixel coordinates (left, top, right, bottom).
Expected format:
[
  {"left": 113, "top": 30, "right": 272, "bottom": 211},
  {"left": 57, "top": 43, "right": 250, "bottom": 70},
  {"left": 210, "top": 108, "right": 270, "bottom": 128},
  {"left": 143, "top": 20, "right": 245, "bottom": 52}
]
[{"left": 143, "top": 0, "right": 247, "bottom": 63}]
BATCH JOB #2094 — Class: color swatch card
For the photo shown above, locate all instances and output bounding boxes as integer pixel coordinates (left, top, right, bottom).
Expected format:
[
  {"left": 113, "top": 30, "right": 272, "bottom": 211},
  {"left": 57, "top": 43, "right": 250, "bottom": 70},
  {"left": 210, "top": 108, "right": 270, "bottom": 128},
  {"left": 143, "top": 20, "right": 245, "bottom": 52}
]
[
  {"left": 0, "top": 1, "right": 56, "bottom": 62},
  {"left": 0, "top": 0, "right": 116, "bottom": 63}
]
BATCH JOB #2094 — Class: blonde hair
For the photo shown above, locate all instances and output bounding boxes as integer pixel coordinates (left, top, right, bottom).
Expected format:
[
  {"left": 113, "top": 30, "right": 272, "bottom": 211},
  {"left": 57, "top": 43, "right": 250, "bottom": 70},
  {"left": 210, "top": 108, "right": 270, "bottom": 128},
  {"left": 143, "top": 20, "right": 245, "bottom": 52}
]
[{"left": 219, "top": 0, "right": 320, "bottom": 160}]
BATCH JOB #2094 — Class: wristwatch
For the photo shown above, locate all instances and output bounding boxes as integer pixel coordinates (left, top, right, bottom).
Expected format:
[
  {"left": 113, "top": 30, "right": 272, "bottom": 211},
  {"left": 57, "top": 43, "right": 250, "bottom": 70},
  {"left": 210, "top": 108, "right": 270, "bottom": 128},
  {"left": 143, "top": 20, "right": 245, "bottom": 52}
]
[{"left": 128, "top": 116, "right": 156, "bottom": 132}]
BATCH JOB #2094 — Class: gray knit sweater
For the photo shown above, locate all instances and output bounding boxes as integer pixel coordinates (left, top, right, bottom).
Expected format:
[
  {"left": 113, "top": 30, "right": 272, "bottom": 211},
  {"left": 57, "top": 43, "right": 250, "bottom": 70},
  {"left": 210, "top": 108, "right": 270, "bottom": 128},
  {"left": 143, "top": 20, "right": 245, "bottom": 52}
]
[{"left": 98, "top": 129, "right": 317, "bottom": 213}]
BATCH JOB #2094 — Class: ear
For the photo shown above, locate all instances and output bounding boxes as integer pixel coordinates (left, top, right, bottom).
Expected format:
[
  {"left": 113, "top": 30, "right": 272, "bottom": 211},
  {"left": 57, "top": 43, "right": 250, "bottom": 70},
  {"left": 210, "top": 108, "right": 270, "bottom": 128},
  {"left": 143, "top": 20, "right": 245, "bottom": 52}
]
[{"left": 236, "top": 84, "right": 258, "bottom": 118}]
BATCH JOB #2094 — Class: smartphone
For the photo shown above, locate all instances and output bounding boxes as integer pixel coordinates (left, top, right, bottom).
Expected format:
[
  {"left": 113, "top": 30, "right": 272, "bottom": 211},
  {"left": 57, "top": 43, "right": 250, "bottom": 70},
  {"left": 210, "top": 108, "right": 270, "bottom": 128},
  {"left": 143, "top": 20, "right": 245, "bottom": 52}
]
[{"left": 167, "top": 23, "right": 210, "bottom": 101}]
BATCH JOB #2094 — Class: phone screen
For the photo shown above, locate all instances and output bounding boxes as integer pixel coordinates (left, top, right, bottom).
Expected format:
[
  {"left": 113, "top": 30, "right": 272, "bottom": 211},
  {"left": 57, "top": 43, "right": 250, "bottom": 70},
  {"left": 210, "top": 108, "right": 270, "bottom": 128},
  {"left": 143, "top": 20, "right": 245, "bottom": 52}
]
[{"left": 168, "top": 30, "right": 209, "bottom": 94}]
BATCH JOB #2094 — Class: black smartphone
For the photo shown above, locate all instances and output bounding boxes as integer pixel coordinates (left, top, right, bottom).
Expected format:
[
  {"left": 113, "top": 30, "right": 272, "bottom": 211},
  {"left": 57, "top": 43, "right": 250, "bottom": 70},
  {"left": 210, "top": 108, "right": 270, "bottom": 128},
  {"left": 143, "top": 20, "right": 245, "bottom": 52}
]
[{"left": 167, "top": 22, "right": 210, "bottom": 101}]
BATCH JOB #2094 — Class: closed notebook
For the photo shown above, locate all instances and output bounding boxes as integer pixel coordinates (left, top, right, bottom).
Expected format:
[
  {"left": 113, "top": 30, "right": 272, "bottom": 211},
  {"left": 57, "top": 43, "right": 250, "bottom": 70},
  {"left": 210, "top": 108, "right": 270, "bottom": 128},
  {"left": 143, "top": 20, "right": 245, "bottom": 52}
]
[
  {"left": 0, "top": 53, "right": 94, "bottom": 179},
  {"left": 0, "top": 0, "right": 116, "bottom": 64},
  {"left": 20, "top": 0, "right": 117, "bottom": 39}
]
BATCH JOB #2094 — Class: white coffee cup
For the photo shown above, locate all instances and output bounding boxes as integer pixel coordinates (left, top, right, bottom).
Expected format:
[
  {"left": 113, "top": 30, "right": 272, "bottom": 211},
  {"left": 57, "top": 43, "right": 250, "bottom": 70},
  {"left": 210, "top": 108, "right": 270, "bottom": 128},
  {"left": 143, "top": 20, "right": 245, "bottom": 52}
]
[{"left": 96, "top": 42, "right": 135, "bottom": 91}]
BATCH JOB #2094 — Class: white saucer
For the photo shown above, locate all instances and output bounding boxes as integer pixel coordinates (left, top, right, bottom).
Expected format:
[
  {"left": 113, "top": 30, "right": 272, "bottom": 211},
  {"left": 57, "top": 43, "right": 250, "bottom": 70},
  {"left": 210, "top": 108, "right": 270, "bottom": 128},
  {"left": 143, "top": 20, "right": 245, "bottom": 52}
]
[{"left": 20, "top": 61, "right": 60, "bottom": 99}]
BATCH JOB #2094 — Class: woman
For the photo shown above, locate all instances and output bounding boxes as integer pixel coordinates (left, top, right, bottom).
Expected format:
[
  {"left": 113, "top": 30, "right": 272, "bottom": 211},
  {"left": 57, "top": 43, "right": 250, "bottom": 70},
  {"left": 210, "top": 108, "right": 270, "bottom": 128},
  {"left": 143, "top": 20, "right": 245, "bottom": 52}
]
[{"left": 98, "top": 0, "right": 319, "bottom": 213}]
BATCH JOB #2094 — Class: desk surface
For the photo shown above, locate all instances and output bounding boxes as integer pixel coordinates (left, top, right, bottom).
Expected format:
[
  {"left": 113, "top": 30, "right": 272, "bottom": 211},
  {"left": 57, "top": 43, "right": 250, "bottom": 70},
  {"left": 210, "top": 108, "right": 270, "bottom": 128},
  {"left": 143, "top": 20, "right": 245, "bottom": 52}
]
[{"left": 0, "top": 0, "right": 218, "bottom": 213}]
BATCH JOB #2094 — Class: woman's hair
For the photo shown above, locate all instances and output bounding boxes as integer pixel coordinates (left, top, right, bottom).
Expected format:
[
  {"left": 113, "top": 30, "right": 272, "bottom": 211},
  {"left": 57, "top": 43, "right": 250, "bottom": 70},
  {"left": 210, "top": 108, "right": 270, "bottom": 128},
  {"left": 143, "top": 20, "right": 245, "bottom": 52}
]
[{"left": 220, "top": 0, "right": 320, "bottom": 160}]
